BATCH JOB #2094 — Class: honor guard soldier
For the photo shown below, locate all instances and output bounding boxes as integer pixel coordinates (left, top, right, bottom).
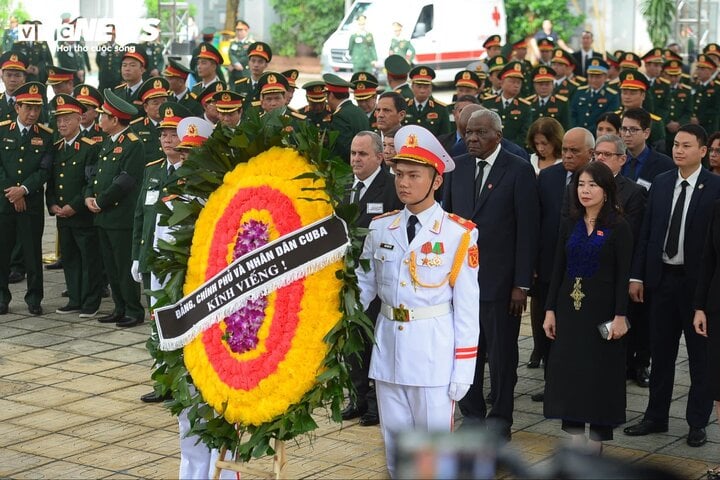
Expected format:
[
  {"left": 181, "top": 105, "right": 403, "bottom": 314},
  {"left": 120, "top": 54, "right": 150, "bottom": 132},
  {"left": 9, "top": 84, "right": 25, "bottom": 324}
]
[
  {"left": 536, "top": 38, "right": 555, "bottom": 66},
  {"left": 448, "top": 70, "right": 481, "bottom": 128},
  {"left": 131, "top": 77, "right": 170, "bottom": 162},
  {"left": 46, "top": 94, "right": 102, "bottom": 317},
  {"left": 642, "top": 48, "right": 671, "bottom": 119},
  {"left": 356, "top": 125, "right": 480, "bottom": 478},
  {"left": 690, "top": 54, "right": 720, "bottom": 136},
  {"left": 482, "top": 61, "right": 532, "bottom": 147},
  {"left": 227, "top": 19, "right": 254, "bottom": 84},
  {"left": 256, "top": 72, "right": 306, "bottom": 124},
  {"left": 662, "top": 60, "right": 692, "bottom": 152},
  {"left": 233, "top": 41, "right": 271, "bottom": 107},
  {"left": 162, "top": 58, "right": 203, "bottom": 116},
  {"left": 384, "top": 54, "right": 413, "bottom": 101},
  {"left": 526, "top": 65, "right": 570, "bottom": 128},
  {"left": 351, "top": 71, "right": 379, "bottom": 129},
  {"left": 388, "top": 21, "right": 415, "bottom": 63},
  {"left": 484, "top": 55, "right": 507, "bottom": 97},
  {"left": 114, "top": 44, "right": 148, "bottom": 118},
  {"left": 189, "top": 42, "right": 224, "bottom": 97},
  {"left": 211, "top": 90, "right": 243, "bottom": 128},
  {"left": 404, "top": 66, "right": 451, "bottom": 137},
  {"left": 96, "top": 24, "right": 123, "bottom": 92},
  {"left": 323, "top": 73, "right": 369, "bottom": 161},
  {"left": 74, "top": 84, "right": 107, "bottom": 143},
  {"left": 131, "top": 101, "right": 193, "bottom": 305},
  {"left": 282, "top": 68, "right": 299, "bottom": 108},
  {"left": 299, "top": 80, "right": 332, "bottom": 129},
  {"left": 483, "top": 34, "right": 503, "bottom": 59},
  {"left": 617, "top": 70, "right": 666, "bottom": 151},
  {"left": 0, "top": 51, "right": 28, "bottom": 121},
  {"left": 0, "top": 82, "right": 54, "bottom": 315},
  {"left": 196, "top": 81, "right": 226, "bottom": 126},
  {"left": 551, "top": 49, "right": 580, "bottom": 99},
  {"left": 570, "top": 58, "right": 619, "bottom": 132},
  {"left": 86, "top": 89, "right": 146, "bottom": 328},
  {"left": 348, "top": 15, "right": 377, "bottom": 73}
]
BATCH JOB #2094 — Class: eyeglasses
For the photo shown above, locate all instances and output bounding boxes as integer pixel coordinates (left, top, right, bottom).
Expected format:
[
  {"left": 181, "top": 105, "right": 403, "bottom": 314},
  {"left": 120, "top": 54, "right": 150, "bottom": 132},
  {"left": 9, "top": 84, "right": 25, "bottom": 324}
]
[
  {"left": 594, "top": 151, "right": 624, "bottom": 159},
  {"left": 620, "top": 126, "right": 645, "bottom": 135},
  {"left": 709, "top": 148, "right": 720, "bottom": 155}
]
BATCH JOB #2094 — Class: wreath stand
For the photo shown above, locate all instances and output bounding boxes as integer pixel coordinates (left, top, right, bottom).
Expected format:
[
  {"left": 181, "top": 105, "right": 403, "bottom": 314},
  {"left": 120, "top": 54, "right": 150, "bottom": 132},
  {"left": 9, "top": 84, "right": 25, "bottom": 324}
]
[{"left": 213, "top": 439, "right": 287, "bottom": 479}]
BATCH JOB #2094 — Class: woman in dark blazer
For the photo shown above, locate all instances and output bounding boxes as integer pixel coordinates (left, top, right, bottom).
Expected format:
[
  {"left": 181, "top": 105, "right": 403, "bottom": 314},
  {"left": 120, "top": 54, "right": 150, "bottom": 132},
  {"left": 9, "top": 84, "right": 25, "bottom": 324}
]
[{"left": 693, "top": 198, "right": 720, "bottom": 479}]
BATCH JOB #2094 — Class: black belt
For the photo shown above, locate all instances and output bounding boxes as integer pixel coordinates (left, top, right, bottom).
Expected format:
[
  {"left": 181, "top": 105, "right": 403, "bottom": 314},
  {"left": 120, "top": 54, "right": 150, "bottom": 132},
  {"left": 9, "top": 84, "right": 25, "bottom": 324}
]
[{"left": 662, "top": 263, "right": 685, "bottom": 275}]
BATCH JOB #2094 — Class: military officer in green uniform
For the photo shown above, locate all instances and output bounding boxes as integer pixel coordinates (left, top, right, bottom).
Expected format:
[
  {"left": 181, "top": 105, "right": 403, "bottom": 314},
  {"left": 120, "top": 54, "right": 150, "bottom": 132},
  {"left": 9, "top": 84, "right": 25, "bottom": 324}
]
[
  {"left": 256, "top": 72, "right": 306, "bottom": 125},
  {"left": 525, "top": 65, "right": 570, "bottom": 128},
  {"left": 189, "top": 42, "right": 224, "bottom": 99},
  {"left": 606, "top": 51, "right": 621, "bottom": 87},
  {"left": 162, "top": 58, "right": 203, "bottom": 116},
  {"left": 12, "top": 22, "right": 52, "bottom": 83},
  {"left": 384, "top": 55, "right": 413, "bottom": 101},
  {"left": 299, "top": 81, "right": 332, "bottom": 129},
  {"left": 351, "top": 71, "right": 379, "bottom": 129},
  {"left": 196, "top": 81, "right": 226, "bottom": 126},
  {"left": 641, "top": 48, "right": 671, "bottom": 119},
  {"left": 536, "top": 38, "right": 555, "bottom": 67},
  {"left": 511, "top": 38, "right": 534, "bottom": 97},
  {"left": 131, "top": 77, "right": 169, "bottom": 162},
  {"left": 570, "top": 58, "right": 619, "bottom": 132},
  {"left": 403, "top": 66, "right": 451, "bottom": 137},
  {"left": 662, "top": 59, "right": 692, "bottom": 152},
  {"left": 447, "top": 70, "right": 481, "bottom": 129},
  {"left": 0, "top": 51, "right": 28, "bottom": 122},
  {"left": 663, "top": 48, "right": 692, "bottom": 86},
  {"left": 233, "top": 41, "right": 272, "bottom": 110},
  {"left": 227, "top": 19, "right": 254, "bottom": 84},
  {"left": 74, "top": 84, "right": 107, "bottom": 143},
  {"left": 131, "top": 101, "right": 192, "bottom": 304},
  {"left": 348, "top": 15, "right": 377, "bottom": 73},
  {"left": 114, "top": 44, "right": 148, "bottom": 119},
  {"left": 483, "top": 55, "right": 507, "bottom": 97},
  {"left": 702, "top": 43, "right": 720, "bottom": 82},
  {"left": 551, "top": 49, "right": 580, "bottom": 99},
  {"left": 0, "top": 82, "right": 54, "bottom": 315},
  {"left": 282, "top": 68, "right": 300, "bottom": 109},
  {"left": 323, "top": 73, "right": 369, "bottom": 161},
  {"left": 211, "top": 90, "right": 243, "bottom": 128},
  {"left": 86, "top": 89, "right": 146, "bottom": 327},
  {"left": 690, "top": 54, "right": 720, "bottom": 136},
  {"left": 95, "top": 24, "right": 123, "bottom": 92},
  {"left": 483, "top": 34, "right": 503, "bottom": 59},
  {"left": 616, "top": 51, "right": 658, "bottom": 114},
  {"left": 45, "top": 94, "right": 102, "bottom": 317},
  {"left": 482, "top": 61, "right": 532, "bottom": 147},
  {"left": 388, "top": 21, "right": 415, "bottom": 63},
  {"left": 143, "top": 39, "right": 165, "bottom": 77},
  {"left": 616, "top": 70, "right": 666, "bottom": 151}
]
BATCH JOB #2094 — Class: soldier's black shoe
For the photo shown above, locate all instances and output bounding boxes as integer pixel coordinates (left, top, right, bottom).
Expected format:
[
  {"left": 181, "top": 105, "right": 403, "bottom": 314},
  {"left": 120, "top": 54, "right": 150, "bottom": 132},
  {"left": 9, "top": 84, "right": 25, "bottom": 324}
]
[
  {"left": 28, "top": 305, "right": 42, "bottom": 315},
  {"left": 140, "top": 390, "right": 172, "bottom": 403},
  {"left": 98, "top": 313, "right": 123, "bottom": 324},
  {"left": 116, "top": 316, "right": 144, "bottom": 328},
  {"left": 687, "top": 427, "right": 707, "bottom": 447},
  {"left": 341, "top": 404, "right": 367, "bottom": 421},
  {"left": 45, "top": 260, "right": 63, "bottom": 270},
  {"left": 623, "top": 419, "right": 668, "bottom": 436},
  {"left": 8, "top": 271, "right": 25, "bottom": 284},
  {"left": 359, "top": 412, "right": 379, "bottom": 426},
  {"left": 0, "top": 303, "right": 8, "bottom": 315}
]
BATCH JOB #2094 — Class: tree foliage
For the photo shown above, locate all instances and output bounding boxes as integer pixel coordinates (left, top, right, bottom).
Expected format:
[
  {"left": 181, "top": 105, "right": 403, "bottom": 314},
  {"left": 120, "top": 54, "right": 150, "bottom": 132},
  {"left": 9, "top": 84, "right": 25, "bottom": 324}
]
[
  {"left": 641, "top": 0, "right": 675, "bottom": 47},
  {"left": 504, "top": 0, "right": 584, "bottom": 42},
  {"left": 269, "top": 0, "right": 344, "bottom": 56}
]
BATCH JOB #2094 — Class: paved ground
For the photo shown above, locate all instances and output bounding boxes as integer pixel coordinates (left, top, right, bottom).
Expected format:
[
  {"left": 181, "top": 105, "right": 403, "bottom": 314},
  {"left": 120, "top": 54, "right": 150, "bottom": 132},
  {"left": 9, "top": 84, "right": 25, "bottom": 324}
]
[{"left": 1, "top": 216, "right": 718, "bottom": 479}]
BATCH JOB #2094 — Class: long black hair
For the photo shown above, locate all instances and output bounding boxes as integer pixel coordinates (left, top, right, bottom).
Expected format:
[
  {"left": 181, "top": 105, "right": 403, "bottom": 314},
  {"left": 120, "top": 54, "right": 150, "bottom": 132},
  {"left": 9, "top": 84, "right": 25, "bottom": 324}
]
[{"left": 569, "top": 161, "right": 622, "bottom": 228}]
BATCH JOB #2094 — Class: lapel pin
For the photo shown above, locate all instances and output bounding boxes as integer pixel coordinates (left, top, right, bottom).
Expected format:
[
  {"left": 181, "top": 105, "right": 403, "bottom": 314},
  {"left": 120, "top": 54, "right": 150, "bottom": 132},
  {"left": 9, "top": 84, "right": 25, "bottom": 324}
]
[
  {"left": 698, "top": 184, "right": 704, "bottom": 189},
  {"left": 487, "top": 184, "right": 493, "bottom": 189}
]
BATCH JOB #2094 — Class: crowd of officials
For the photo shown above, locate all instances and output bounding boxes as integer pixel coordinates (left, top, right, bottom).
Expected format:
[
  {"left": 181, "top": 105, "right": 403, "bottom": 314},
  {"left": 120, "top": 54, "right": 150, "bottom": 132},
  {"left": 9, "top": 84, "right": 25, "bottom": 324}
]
[{"left": 1, "top": 12, "right": 720, "bottom": 479}]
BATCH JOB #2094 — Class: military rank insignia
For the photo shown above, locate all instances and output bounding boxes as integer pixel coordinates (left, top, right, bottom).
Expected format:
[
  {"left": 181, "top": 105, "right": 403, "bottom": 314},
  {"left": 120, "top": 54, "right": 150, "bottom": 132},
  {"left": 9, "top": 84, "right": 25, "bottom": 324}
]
[{"left": 468, "top": 245, "right": 479, "bottom": 268}]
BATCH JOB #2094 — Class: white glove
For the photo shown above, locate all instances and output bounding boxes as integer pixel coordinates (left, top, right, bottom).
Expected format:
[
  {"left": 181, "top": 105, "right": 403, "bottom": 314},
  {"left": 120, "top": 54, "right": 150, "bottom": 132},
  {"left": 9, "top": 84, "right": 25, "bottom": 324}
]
[
  {"left": 448, "top": 382, "right": 471, "bottom": 401},
  {"left": 131, "top": 260, "right": 142, "bottom": 283}
]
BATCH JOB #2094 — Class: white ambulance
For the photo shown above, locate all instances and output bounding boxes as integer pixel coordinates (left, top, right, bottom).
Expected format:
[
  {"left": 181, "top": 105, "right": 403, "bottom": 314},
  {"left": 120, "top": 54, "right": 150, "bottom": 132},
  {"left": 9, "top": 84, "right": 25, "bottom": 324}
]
[{"left": 320, "top": 0, "right": 507, "bottom": 83}]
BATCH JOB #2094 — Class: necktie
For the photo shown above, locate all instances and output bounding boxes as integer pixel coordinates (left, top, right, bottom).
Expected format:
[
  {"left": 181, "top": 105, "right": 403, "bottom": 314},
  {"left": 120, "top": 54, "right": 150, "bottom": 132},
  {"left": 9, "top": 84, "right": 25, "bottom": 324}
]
[
  {"left": 126, "top": 87, "right": 132, "bottom": 98},
  {"left": 504, "top": 100, "right": 510, "bottom": 110},
  {"left": 475, "top": 160, "right": 488, "bottom": 203},
  {"left": 8, "top": 97, "right": 15, "bottom": 109},
  {"left": 539, "top": 98, "right": 545, "bottom": 108},
  {"left": 407, "top": 215, "right": 418, "bottom": 244},
  {"left": 168, "top": 164, "right": 176, "bottom": 176},
  {"left": 21, "top": 128, "right": 28, "bottom": 141},
  {"left": 351, "top": 181, "right": 364, "bottom": 203},
  {"left": 665, "top": 180, "right": 689, "bottom": 259},
  {"left": 417, "top": 103, "right": 423, "bottom": 113},
  {"left": 628, "top": 156, "right": 638, "bottom": 180}
]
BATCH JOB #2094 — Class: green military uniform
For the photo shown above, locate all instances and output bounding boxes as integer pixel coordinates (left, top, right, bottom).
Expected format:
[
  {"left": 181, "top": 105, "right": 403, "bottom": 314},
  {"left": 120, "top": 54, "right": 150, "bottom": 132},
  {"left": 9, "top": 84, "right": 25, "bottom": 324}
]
[
  {"left": 482, "top": 61, "right": 532, "bottom": 147},
  {"left": 95, "top": 41, "right": 123, "bottom": 92},
  {"left": 322, "top": 73, "right": 369, "bottom": 161},
  {"left": 348, "top": 29, "right": 377, "bottom": 73},
  {"left": 73, "top": 83, "right": 108, "bottom": 144},
  {"left": 0, "top": 92, "right": 18, "bottom": 122},
  {"left": 45, "top": 94, "right": 102, "bottom": 314},
  {"left": 300, "top": 80, "right": 332, "bottom": 130},
  {"left": 190, "top": 42, "right": 226, "bottom": 96},
  {"left": 570, "top": 84, "right": 619, "bottom": 130},
  {"left": 403, "top": 66, "right": 451, "bottom": 137},
  {"left": 131, "top": 77, "right": 169, "bottom": 163},
  {"left": 56, "top": 41, "right": 86, "bottom": 83},
  {"left": 550, "top": 49, "right": 579, "bottom": 100},
  {"left": 553, "top": 77, "right": 579, "bottom": 100},
  {"left": 389, "top": 37, "right": 415, "bottom": 63},
  {"left": 0, "top": 82, "right": 54, "bottom": 312},
  {"left": 526, "top": 93, "right": 569, "bottom": 128},
  {"left": 12, "top": 31, "right": 52, "bottom": 84},
  {"left": 447, "top": 70, "right": 482, "bottom": 129},
  {"left": 86, "top": 90, "right": 146, "bottom": 324},
  {"left": 232, "top": 42, "right": 271, "bottom": 112},
  {"left": 662, "top": 60, "right": 693, "bottom": 152},
  {"left": 162, "top": 58, "right": 204, "bottom": 116},
  {"left": 384, "top": 55, "right": 414, "bottom": 101},
  {"left": 228, "top": 36, "right": 253, "bottom": 83},
  {"left": 617, "top": 70, "right": 666, "bottom": 148},
  {"left": 690, "top": 54, "right": 720, "bottom": 136},
  {"left": 0, "top": 50, "right": 29, "bottom": 122},
  {"left": 300, "top": 104, "right": 332, "bottom": 129},
  {"left": 143, "top": 40, "right": 165, "bottom": 75}
]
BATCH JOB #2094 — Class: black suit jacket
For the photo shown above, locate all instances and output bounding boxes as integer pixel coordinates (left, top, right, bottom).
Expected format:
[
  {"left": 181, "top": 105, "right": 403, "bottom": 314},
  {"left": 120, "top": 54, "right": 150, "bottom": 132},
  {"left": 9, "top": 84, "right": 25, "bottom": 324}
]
[
  {"left": 631, "top": 168, "right": 720, "bottom": 289},
  {"left": 572, "top": 50, "right": 603, "bottom": 77},
  {"left": 443, "top": 149, "right": 540, "bottom": 301},
  {"left": 694, "top": 200, "right": 720, "bottom": 312},
  {"left": 537, "top": 163, "right": 570, "bottom": 282},
  {"left": 615, "top": 174, "right": 647, "bottom": 246},
  {"left": 347, "top": 166, "right": 402, "bottom": 230},
  {"left": 622, "top": 147, "right": 675, "bottom": 187}
]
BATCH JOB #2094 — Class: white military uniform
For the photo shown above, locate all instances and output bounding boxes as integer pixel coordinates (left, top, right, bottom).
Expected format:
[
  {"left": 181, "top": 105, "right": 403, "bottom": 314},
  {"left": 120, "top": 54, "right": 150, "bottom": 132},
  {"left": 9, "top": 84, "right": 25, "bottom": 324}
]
[{"left": 357, "top": 201, "right": 480, "bottom": 478}]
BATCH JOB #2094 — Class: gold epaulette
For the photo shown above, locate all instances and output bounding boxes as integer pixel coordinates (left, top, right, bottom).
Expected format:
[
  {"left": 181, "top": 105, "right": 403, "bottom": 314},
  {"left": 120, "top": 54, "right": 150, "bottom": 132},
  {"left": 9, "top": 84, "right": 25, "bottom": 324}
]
[
  {"left": 126, "top": 132, "right": 139, "bottom": 141},
  {"left": 406, "top": 98, "right": 414, "bottom": 105},
  {"left": 650, "top": 113, "right": 662, "bottom": 121},
  {"left": 606, "top": 87, "right": 618, "bottom": 94},
  {"left": 37, "top": 124, "right": 53, "bottom": 134},
  {"left": 189, "top": 92, "right": 198, "bottom": 100},
  {"left": 372, "top": 209, "right": 401, "bottom": 221},
  {"left": 80, "top": 137, "right": 96, "bottom": 145},
  {"left": 289, "top": 111, "right": 307, "bottom": 120},
  {"left": 482, "top": 94, "right": 497, "bottom": 101},
  {"left": 679, "top": 84, "right": 692, "bottom": 90},
  {"left": 114, "top": 83, "right": 127, "bottom": 89},
  {"left": 657, "top": 77, "right": 670, "bottom": 85},
  {"left": 447, "top": 213, "right": 476, "bottom": 230},
  {"left": 251, "top": 100, "right": 261, "bottom": 107},
  {"left": 518, "top": 97, "right": 531, "bottom": 106},
  {"left": 555, "top": 94, "right": 568, "bottom": 102},
  {"left": 130, "top": 116, "right": 145, "bottom": 125},
  {"left": 574, "top": 75, "right": 587, "bottom": 83},
  {"left": 0, "top": 119, "right": 13, "bottom": 127},
  {"left": 577, "top": 85, "right": 589, "bottom": 90},
  {"left": 524, "top": 94, "right": 537, "bottom": 102},
  {"left": 234, "top": 77, "right": 249, "bottom": 85},
  {"left": 430, "top": 98, "right": 446, "bottom": 107},
  {"left": 54, "top": 138, "right": 64, "bottom": 147},
  {"left": 569, "top": 79, "right": 579, "bottom": 86},
  {"left": 146, "top": 158, "right": 164, "bottom": 167}
]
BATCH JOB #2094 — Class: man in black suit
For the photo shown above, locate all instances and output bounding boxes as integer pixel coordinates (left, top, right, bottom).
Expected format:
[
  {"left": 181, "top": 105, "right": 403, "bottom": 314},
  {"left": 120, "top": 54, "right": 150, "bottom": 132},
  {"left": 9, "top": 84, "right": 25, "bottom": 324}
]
[
  {"left": 620, "top": 108, "right": 675, "bottom": 190},
  {"left": 624, "top": 124, "right": 720, "bottom": 447},
  {"left": 341, "top": 131, "right": 402, "bottom": 426},
  {"left": 443, "top": 109, "right": 539, "bottom": 438},
  {"left": 571, "top": 31, "right": 602, "bottom": 78}
]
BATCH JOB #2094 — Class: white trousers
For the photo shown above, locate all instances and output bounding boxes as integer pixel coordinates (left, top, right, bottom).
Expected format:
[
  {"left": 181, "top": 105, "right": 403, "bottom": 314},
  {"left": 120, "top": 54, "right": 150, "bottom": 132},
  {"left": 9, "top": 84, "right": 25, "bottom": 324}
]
[
  {"left": 178, "top": 406, "right": 236, "bottom": 479},
  {"left": 375, "top": 381, "right": 454, "bottom": 479}
]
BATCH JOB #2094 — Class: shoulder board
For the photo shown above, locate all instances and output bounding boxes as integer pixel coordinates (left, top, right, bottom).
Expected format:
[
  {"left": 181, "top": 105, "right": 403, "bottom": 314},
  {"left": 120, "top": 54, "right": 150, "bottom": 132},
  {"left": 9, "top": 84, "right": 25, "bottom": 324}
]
[
  {"left": 0, "top": 119, "right": 11, "bottom": 127},
  {"left": 650, "top": 113, "right": 662, "bottom": 121},
  {"left": 608, "top": 78, "right": 620, "bottom": 85},
  {"left": 130, "top": 116, "right": 145, "bottom": 125},
  {"left": 657, "top": 77, "right": 670, "bottom": 85},
  {"left": 114, "top": 83, "right": 127, "bottom": 89},
  {"left": 189, "top": 92, "right": 198, "bottom": 100},
  {"left": 606, "top": 87, "right": 618, "bottom": 94},
  {"left": 679, "top": 84, "right": 692, "bottom": 91},
  {"left": 80, "top": 137, "right": 96, "bottom": 145},
  {"left": 568, "top": 79, "right": 579, "bottom": 86},
  {"left": 577, "top": 85, "right": 589, "bottom": 90},
  {"left": 714, "top": 80, "right": 720, "bottom": 86},
  {"left": 447, "top": 213, "right": 476, "bottom": 230},
  {"left": 574, "top": 75, "right": 587, "bottom": 83},
  {"left": 54, "top": 139, "right": 64, "bottom": 147},
  {"left": 146, "top": 158, "right": 164, "bottom": 167},
  {"left": 251, "top": 100, "right": 261, "bottom": 107},
  {"left": 406, "top": 98, "right": 413, "bottom": 105},
  {"left": 289, "top": 111, "right": 307, "bottom": 120},
  {"left": 554, "top": 94, "right": 568, "bottom": 102},
  {"left": 234, "top": 77, "right": 249, "bottom": 84},
  {"left": 37, "top": 124, "right": 53, "bottom": 134},
  {"left": 524, "top": 94, "right": 537, "bottom": 102},
  {"left": 126, "top": 132, "right": 139, "bottom": 141},
  {"left": 482, "top": 94, "right": 497, "bottom": 101},
  {"left": 434, "top": 98, "right": 447, "bottom": 107},
  {"left": 518, "top": 97, "right": 531, "bottom": 106},
  {"left": 372, "top": 209, "right": 401, "bottom": 221},
  {"left": 681, "top": 73, "right": 691, "bottom": 80}
]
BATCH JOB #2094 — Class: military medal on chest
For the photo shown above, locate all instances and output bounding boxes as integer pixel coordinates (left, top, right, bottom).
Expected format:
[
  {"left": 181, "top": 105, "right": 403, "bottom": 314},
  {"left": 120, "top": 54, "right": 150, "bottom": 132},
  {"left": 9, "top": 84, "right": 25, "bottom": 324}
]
[{"left": 420, "top": 241, "right": 444, "bottom": 267}]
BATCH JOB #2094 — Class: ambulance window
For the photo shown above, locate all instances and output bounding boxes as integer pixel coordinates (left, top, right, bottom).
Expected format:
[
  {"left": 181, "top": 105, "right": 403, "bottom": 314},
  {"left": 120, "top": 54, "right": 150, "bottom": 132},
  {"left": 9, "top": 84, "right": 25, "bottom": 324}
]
[
  {"left": 412, "top": 4, "right": 434, "bottom": 38},
  {"left": 341, "top": 2, "right": 371, "bottom": 31}
]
